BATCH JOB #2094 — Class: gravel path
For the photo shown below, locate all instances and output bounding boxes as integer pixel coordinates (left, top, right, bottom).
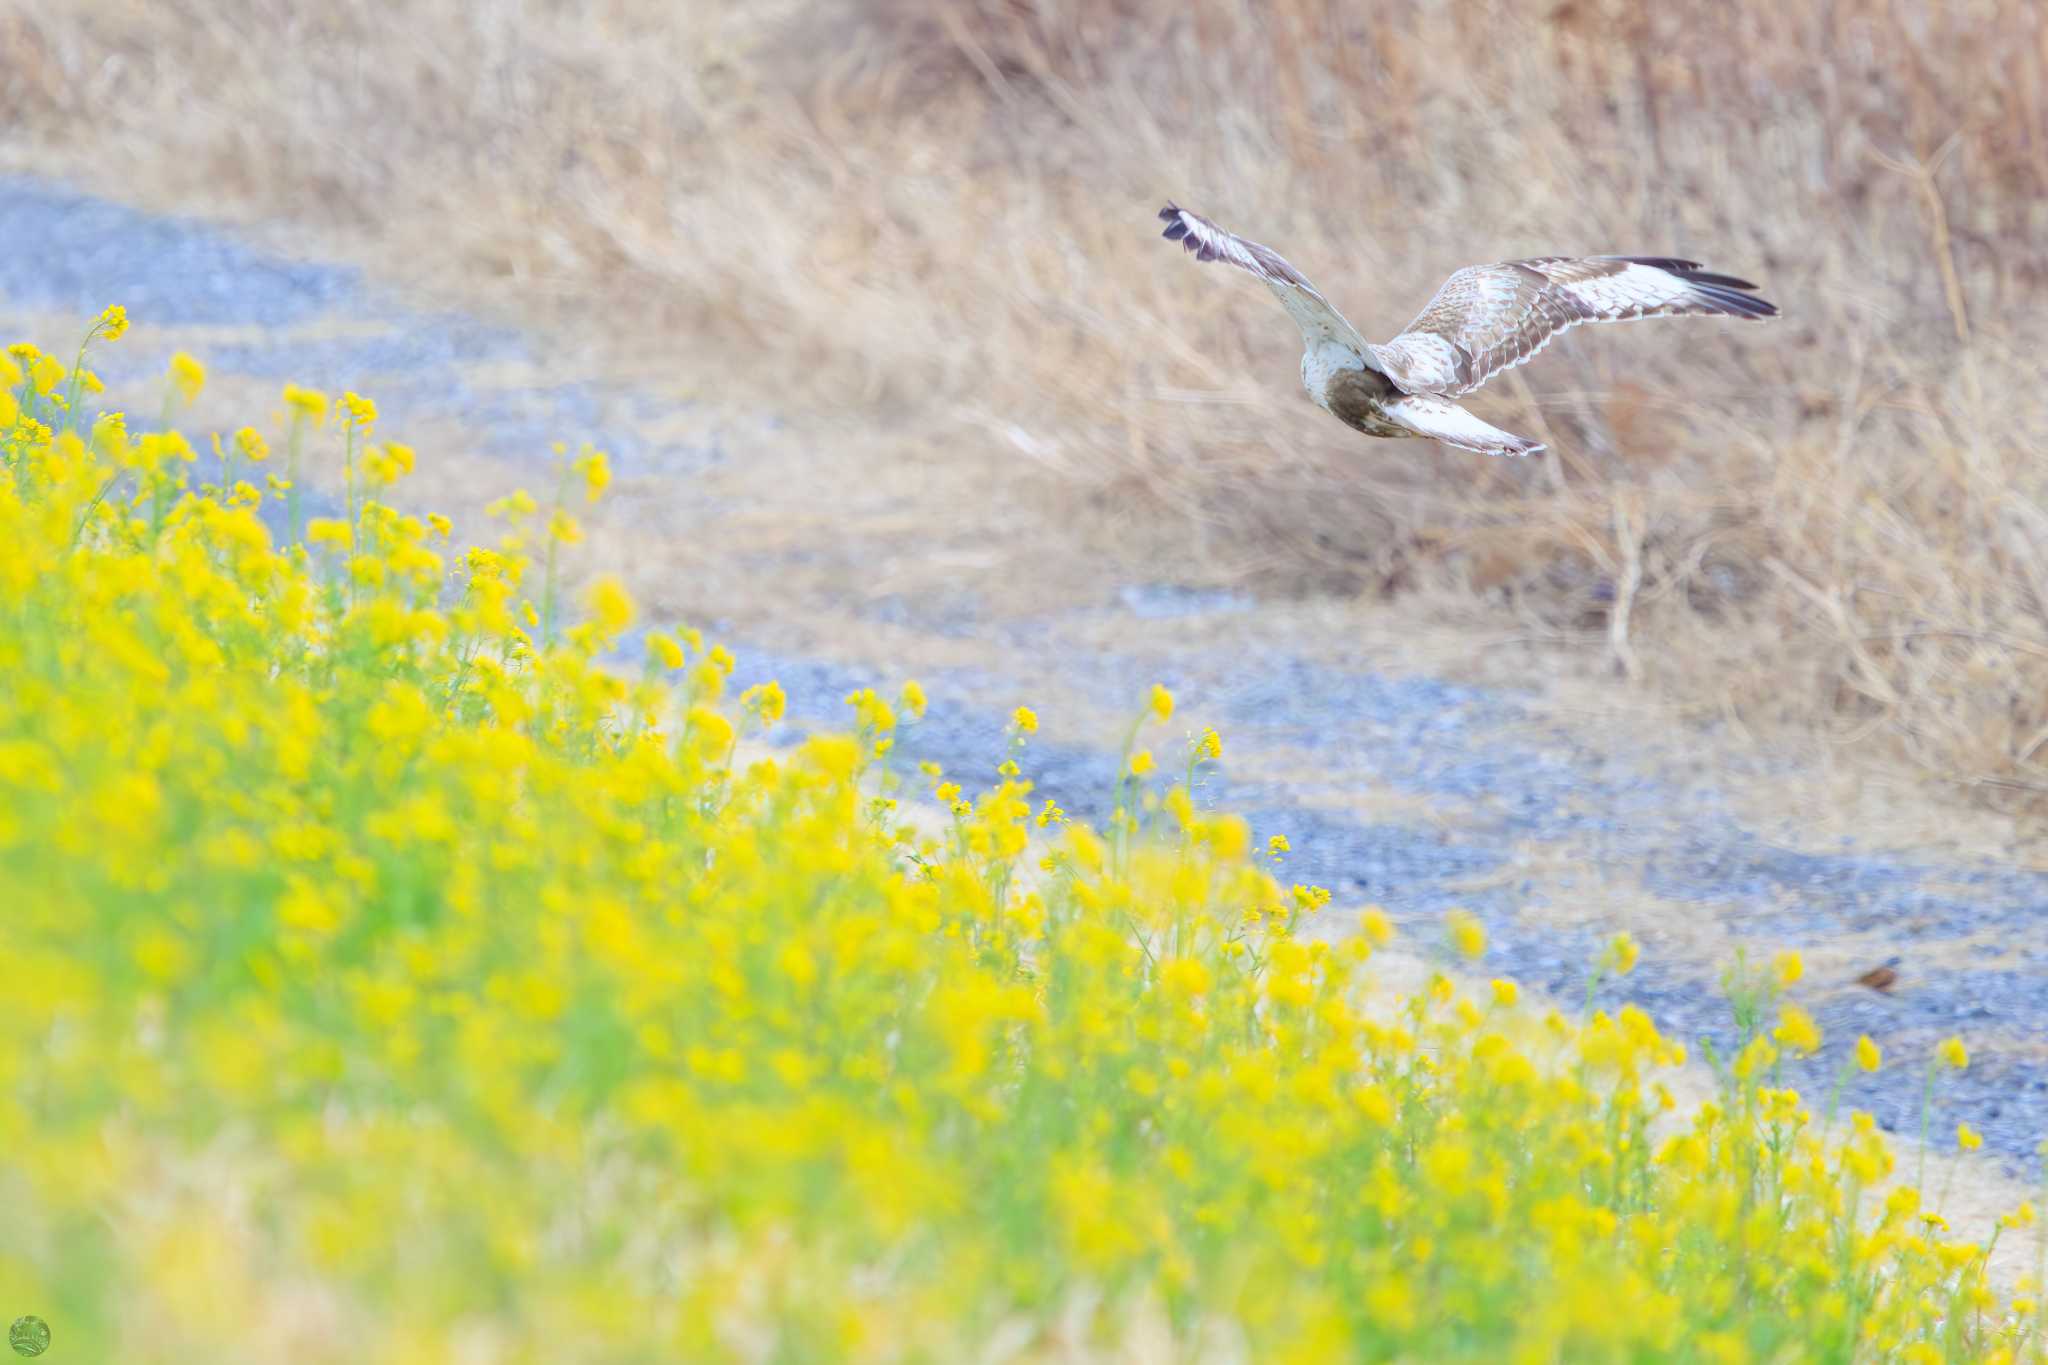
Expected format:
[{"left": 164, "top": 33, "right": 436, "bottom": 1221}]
[{"left": 4, "top": 175, "right": 2043, "bottom": 1167}]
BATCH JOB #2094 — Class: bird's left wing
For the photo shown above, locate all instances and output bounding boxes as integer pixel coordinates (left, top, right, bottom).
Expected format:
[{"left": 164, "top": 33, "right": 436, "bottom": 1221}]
[
  {"left": 1158, "top": 203, "right": 1375, "bottom": 354},
  {"left": 1369, "top": 256, "right": 1778, "bottom": 397}
]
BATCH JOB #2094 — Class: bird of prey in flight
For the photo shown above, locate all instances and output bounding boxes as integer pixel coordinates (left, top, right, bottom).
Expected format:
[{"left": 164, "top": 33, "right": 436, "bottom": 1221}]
[{"left": 1158, "top": 202, "right": 1777, "bottom": 458}]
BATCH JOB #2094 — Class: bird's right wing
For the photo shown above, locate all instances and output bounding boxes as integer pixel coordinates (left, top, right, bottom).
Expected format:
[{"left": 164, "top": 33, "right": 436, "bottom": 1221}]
[
  {"left": 1158, "top": 203, "right": 1375, "bottom": 354},
  {"left": 1370, "top": 256, "right": 1778, "bottom": 397}
]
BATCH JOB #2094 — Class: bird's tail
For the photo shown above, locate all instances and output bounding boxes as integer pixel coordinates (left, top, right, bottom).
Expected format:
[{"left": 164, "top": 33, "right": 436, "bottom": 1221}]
[{"left": 1382, "top": 394, "right": 1545, "bottom": 458}]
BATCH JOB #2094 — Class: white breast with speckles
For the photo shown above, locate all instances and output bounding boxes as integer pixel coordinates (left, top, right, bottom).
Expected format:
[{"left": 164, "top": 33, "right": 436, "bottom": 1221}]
[{"left": 1300, "top": 341, "right": 1369, "bottom": 413}]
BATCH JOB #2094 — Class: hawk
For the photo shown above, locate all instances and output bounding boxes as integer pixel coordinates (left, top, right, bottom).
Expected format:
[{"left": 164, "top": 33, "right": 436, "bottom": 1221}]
[{"left": 1158, "top": 202, "right": 1777, "bottom": 457}]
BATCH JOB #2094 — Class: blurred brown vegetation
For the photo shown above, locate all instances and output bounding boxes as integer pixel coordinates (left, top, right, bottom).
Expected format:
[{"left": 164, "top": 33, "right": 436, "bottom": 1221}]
[{"left": 5, "top": 0, "right": 2048, "bottom": 801}]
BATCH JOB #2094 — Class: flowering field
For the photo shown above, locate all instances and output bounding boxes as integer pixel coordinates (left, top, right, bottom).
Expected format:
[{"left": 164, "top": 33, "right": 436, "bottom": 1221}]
[{"left": 0, "top": 313, "right": 2041, "bottom": 1362}]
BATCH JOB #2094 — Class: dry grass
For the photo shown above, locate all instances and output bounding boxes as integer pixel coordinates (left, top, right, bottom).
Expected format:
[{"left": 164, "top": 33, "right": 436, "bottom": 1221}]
[{"left": 5, "top": 0, "right": 2048, "bottom": 801}]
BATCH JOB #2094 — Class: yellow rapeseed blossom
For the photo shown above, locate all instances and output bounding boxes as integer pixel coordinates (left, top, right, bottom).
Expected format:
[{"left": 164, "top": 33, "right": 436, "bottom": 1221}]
[
  {"left": 1938, "top": 1037, "right": 1970, "bottom": 1070},
  {"left": 547, "top": 508, "right": 583, "bottom": 544},
  {"left": 283, "top": 382, "right": 329, "bottom": 423},
  {"left": 1148, "top": 683, "right": 1174, "bottom": 724},
  {"left": 168, "top": 350, "right": 206, "bottom": 402},
  {"left": 1856, "top": 1034, "right": 1882, "bottom": 1072},
  {"left": 1957, "top": 1123, "right": 1983, "bottom": 1152},
  {"left": 586, "top": 575, "right": 635, "bottom": 636},
  {"left": 1773, "top": 949, "right": 1805, "bottom": 987},
  {"left": 95, "top": 303, "right": 129, "bottom": 340},
  {"left": 1446, "top": 909, "right": 1487, "bottom": 960},
  {"left": 647, "top": 631, "right": 687, "bottom": 670},
  {"left": 575, "top": 446, "right": 612, "bottom": 502},
  {"left": 0, "top": 313, "right": 2026, "bottom": 1364},
  {"left": 741, "top": 680, "right": 787, "bottom": 726},
  {"left": 1772, "top": 1004, "right": 1821, "bottom": 1056},
  {"left": 339, "top": 391, "right": 377, "bottom": 430},
  {"left": 1607, "top": 931, "right": 1639, "bottom": 976}
]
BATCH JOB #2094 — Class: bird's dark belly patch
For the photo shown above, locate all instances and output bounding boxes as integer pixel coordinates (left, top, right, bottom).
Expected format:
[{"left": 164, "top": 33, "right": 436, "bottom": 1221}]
[{"left": 1324, "top": 366, "right": 1409, "bottom": 438}]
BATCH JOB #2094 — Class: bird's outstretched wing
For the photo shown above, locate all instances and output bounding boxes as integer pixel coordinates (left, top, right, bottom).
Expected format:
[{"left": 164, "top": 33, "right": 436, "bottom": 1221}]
[
  {"left": 1158, "top": 203, "right": 1374, "bottom": 353},
  {"left": 1380, "top": 394, "right": 1545, "bottom": 458},
  {"left": 1369, "top": 256, "right": 1778, "bottom": 397}
]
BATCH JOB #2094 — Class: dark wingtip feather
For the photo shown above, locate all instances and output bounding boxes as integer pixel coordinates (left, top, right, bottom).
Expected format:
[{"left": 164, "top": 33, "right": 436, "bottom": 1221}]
[
  {"left": 1625, "top": 255, "right": 1778, "bottom": 320},
  {"left": 1619, "top": 255, "right": 1705, "bottom": 275},
  {"left": 1683, "top": 269, "right": 1762, "bottom": 292},
  {"left": 1621, "top": 256, "right": 1761, "bottom": 291},
  {"left": 1158, "top": 202, "right": 1181, "bottom": 221},
  {"left": 1692, "top": 282, "right": 1779, "bottom": 319}
]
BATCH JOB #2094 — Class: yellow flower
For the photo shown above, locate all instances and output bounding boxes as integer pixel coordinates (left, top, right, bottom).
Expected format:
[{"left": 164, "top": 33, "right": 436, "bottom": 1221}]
[
  {"left": 1606, "top": 931, "right": 1639, "bottom": 976},
  {"left": 1447, "top": 909, "right": 1486, "bottom": 960},
  {"left": 284, "top": 383, "right": 330, "bottom": 423},
  {"left": 95, "top": 304, "right": 129, "bottom": 340},
  {"left": 647, "top": 632, "right": 686, "bottom": 670},
  {"left": 1855, "top": 1034, "right": 1881, "bottom": 1072},
  {"left": 30, "top": 355, "right": 63, "bottom": 397},
  {"left": 586, "top": 576, "right": 635, "bottom": 636},
  {"left": 574, "top": 447, "right": 611, "bottom": 502},
  {"left": 900, "top": 679, "right": 928, "bottom": 721},
  {"left": 339, "top": 391, "right": 377, "bottom": 430},
  {"left": 4, "top": 317, "right": 2034, "bottom": 1362},
  {"left": 741, "top": 681, "right": 787, "bottom": 726},
  {"left": 168, "top": 351, "right": 206, "bottom": 402},
  {"left": 1772, "top": 949, "right": 1805, "bottom": 987},
  {"left": 1012, "top": 706, "right": 1038, "bottom": 734},
  {"left": 686, "top": 703, "right": 736, "bottom": 757},
  {"left": 1937, "top": 1037, "right": 1969, "bottom": 1070},
  {"left": 234, "top": 427, "right": 269, "bottom": 462},
  {"left": 1129, "top": 749, "right": 1155, "bottom": 777},
  {"left": 1772, "top": 1004, "right": 1821, "bottom": 1056},
  {"left": 1957, "top": 1122, "right": 1983, "bottom": 1152},
  {"left": 1148, "top": 683, "right": 1175, "bottom": 724},
  {"left": 1159, "top": 957, "right": 1211, "bottom": 999},
  {"left": 1194, "top": 727, "right": 1222, "bottom": 761}
]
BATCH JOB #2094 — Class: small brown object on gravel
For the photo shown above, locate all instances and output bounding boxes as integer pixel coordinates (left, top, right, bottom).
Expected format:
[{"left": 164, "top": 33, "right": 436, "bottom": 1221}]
[{"left": 1854, "top": 956, "right": 1903, "bottom": 994}]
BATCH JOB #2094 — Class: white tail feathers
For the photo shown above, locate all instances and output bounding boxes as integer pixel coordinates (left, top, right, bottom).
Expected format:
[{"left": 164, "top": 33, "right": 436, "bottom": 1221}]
[{"left": 1382, "top": 395, "right": 1544, "bottom": 458}]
